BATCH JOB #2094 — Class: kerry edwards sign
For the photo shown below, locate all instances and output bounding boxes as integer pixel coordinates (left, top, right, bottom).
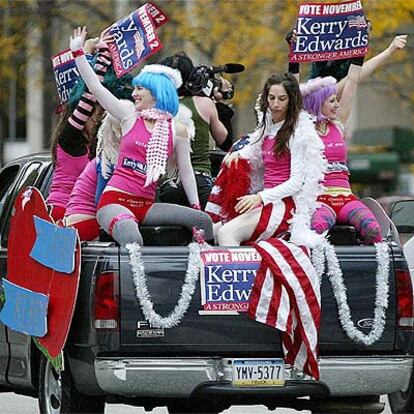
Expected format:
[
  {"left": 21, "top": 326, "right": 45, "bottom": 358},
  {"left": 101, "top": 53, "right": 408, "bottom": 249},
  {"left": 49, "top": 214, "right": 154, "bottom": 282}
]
[
  {"left": 200, "top": 248, "right": 261, "bottom": 314},
  {"left": 108, "top": 2, "right": 168, "bottom": 78},
  {"left": 51, "top": 49, "right": 80, "bottom": 104},
  {"left": 289, "top": 0, "right": 369, "bottom": 63}
]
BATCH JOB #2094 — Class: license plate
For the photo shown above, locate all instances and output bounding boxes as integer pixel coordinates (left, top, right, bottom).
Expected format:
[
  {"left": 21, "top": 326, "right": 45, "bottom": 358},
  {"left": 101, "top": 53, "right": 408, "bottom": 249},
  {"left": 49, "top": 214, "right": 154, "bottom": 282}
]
[{"left": 232, "top": 358, "right": 285, "bottom": 387}]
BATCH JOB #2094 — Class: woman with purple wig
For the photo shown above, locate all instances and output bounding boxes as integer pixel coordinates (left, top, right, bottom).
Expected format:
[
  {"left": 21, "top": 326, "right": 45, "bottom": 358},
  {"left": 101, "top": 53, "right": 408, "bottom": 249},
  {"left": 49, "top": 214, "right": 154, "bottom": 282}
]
[
  {"left": 290, "top": 34, "right": 407, "bottom": 244},
  {"left": 300, "top": 64, "right": 382, "bottom": 244}
]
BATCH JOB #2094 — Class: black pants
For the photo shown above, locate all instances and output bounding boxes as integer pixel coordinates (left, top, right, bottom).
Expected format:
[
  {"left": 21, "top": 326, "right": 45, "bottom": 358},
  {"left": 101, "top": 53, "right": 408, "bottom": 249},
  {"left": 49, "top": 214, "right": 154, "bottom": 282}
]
[{"left": 157, "top": 173, "right": 214, "bottom": 210}]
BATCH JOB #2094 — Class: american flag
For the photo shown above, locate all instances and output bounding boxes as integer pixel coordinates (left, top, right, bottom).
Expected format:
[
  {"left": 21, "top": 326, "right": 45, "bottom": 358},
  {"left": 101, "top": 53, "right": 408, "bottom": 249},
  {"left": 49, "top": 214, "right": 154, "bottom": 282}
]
[
  {"left": 347, "top": 15, "right": 367, "bottom": 29},
  {"left": 248, "top": 238, "right": 321, "bottom": 380}
]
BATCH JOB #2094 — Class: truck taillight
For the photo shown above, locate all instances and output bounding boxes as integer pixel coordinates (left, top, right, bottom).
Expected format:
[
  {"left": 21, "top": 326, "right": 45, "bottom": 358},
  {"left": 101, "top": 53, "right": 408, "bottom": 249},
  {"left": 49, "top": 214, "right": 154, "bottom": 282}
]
[
  {"left": 396, "top": 269, "right": 414, "bottom": 329},
  {"left": 94, "top": 271, "right": 119, "bottom": 330}
]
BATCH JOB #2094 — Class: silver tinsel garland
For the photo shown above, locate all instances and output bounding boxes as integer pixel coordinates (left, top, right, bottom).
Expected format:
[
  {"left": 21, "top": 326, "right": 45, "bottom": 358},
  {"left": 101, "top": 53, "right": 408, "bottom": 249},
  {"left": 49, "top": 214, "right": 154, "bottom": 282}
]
[
  {"left": 312, "top": 241, "right": 390, "bottom": 345},
  {"left": 127, "top": 238, "right": 390, "bottom": 345},
  {"left": 126, "top": 242, "right": 202, "bottom": 329}
]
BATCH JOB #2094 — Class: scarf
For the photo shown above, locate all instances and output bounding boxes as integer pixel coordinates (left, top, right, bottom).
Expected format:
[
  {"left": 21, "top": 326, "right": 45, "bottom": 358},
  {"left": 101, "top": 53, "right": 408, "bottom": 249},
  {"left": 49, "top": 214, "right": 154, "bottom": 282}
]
[{"left": 139, "top": 108, "right": 173, "bottom": 187}]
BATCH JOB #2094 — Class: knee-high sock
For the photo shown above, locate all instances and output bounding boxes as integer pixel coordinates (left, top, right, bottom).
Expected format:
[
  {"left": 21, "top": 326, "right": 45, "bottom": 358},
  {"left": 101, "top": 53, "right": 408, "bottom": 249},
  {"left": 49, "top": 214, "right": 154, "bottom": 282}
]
[{"left": 143, "top": 203, "right": 214, "bottom": 241}]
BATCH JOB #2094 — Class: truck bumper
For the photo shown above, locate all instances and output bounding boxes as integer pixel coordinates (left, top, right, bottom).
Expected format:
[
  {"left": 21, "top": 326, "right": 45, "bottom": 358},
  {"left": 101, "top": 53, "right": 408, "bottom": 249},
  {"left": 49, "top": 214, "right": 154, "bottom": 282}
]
[{"left": 95, "top": 355, "right": 413, "bottom": 398}]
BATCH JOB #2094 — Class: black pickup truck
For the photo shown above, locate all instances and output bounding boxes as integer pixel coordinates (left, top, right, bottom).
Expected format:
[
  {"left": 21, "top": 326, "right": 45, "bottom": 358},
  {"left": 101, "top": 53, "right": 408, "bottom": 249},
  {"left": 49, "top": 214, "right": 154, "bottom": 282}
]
[{"left": 0, "top": 153, "right": 413, "bottom": 414}]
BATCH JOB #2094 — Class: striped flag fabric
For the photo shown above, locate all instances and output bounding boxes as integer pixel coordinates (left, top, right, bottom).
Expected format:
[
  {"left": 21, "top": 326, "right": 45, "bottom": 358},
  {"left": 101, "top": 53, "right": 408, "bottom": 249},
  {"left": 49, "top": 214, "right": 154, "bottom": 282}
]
[
  {"left": 347, "top": 15, "right": 368, "bottom": 29},
  {"left": 248, "top": 238, "right": 321, "bottom": 380},
  {"left": 248, "top": 197, "right": 296, "bottom": 243}
]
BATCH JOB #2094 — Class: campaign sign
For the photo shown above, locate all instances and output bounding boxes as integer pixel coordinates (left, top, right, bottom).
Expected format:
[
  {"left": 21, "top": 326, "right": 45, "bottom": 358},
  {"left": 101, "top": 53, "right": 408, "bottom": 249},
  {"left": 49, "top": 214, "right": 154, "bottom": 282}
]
[
  {"left": 108, "top": 3, "right": 166, "bottom": 78},
  {"left": 290, "top": 0, "right": 369, "bottom": 63},
  {"left": 200, "top": 248, "right": 261, "bottom": 314},
  {"left": 146, "top": 1, "right": 169, "bottom": 28},
  {"left": 51, "top": 49, "right": 80, "bottom": 103}
]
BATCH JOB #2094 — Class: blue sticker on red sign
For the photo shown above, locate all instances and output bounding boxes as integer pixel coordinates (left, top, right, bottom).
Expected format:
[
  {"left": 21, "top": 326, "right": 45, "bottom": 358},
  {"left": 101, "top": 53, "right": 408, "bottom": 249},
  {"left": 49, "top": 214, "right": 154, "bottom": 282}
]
[
  {"left": 51, "top": 49, "right": 80, "bottom": 104},
  {"left": 0, "top": 279, "right": 49, "bottom": 337}
]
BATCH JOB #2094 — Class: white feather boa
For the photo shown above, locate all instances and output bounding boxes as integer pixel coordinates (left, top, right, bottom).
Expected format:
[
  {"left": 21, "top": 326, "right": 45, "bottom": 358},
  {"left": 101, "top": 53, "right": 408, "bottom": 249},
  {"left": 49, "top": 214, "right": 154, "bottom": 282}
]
[{"left": 238, "top": 110, "right": 327, "bottom": 248}]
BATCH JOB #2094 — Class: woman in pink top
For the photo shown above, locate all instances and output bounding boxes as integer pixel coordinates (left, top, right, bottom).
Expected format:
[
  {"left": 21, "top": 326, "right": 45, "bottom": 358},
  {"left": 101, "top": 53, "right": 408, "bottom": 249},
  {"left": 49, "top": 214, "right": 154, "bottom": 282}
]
[
  {"left": 65, "top": 158, "right": 99, "bottom": 240},
  {"left": 301, "top": 68, "right": 382, "bottom": 243},
  {"left": 291, "top": 34, "right": 407, "bottom": 244},
  {"left": 47, "top": 34, "right": 113, "bottom": 222},
  {"left": 70, "top": 27, "right": 212, "bottom": 247},
  {"left": 214, "top": 73, "right": 326, "bottom": 247},
  {"left": 64, "top": 100, "right": 134, "bottom": 241}
]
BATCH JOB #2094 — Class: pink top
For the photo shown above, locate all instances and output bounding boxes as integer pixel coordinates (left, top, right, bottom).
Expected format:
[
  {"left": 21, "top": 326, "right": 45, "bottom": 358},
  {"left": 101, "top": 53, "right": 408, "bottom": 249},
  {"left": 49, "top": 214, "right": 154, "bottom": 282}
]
[
  {"left": 262, "top": 135, "right": 291, "bottom": 189},
  {"left": 65, "top": 158, "right": 97, "bottom": 216},
  {"left": 108, "top": 117, "right": 173, "bottom": 199},
  {"left": 321, "top": 122, "right": 350, "bottom": 189},
  {"left": 47, "top": 145, "right": 90, "bottom": 208}
]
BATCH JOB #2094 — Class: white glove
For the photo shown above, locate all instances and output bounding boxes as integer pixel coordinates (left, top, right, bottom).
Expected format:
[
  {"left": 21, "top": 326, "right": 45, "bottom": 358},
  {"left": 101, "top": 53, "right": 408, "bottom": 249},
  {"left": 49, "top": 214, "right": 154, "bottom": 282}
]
[{"left": 70, "top": 26, "right": 87, "bottom": 52}]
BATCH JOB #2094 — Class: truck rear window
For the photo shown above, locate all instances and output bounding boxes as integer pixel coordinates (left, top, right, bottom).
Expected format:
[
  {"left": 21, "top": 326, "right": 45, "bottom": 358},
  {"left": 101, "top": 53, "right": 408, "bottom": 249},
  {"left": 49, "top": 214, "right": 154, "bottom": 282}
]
[
  {"left": 0, "top": 165, "right": 20, "bottom": 218},
  {"left": 1, "top": 162, "right": 43, "bottom": 248}
]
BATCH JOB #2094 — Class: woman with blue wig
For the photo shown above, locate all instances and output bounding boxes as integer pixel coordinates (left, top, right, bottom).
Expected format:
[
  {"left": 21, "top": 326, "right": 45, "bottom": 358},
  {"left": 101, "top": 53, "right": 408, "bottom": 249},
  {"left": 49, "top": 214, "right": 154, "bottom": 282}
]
[{"left": 70, "top": 27, "right": 212, "bottom": 246}]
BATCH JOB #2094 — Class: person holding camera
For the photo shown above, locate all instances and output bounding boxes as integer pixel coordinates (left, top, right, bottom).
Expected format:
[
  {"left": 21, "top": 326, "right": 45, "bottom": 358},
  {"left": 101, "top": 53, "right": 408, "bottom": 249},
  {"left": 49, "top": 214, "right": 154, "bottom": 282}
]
[{"left": 157, "top": 52, "right": 235, "bottom": 210}]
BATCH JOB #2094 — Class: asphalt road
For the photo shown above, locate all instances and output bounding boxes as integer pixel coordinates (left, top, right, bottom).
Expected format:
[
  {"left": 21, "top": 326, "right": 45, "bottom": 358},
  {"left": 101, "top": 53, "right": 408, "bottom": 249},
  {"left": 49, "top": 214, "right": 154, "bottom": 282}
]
[{"left": 0, "top": 392, "right": 393, "bottom": 413}]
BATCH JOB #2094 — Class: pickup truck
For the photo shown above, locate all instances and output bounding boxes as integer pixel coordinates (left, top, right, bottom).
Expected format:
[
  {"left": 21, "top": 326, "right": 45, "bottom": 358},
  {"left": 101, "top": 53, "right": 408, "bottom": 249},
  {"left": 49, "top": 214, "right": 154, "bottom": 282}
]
[{"left": 0, "top": 153, "right": 413, "bottom": 414}]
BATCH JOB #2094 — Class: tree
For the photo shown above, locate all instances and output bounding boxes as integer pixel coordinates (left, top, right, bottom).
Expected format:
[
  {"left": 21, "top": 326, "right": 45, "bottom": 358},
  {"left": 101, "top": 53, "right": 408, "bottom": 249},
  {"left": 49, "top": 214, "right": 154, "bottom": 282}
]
[
  {"left": 0, "top": 0, "right": 117, "bottom": 157},
  {"left": 363, "top": 0, "right": 414, "bottom": 107},
  {"left": 0, "top": 0, "right": 412, "bottom": 158},
  {"left": 159, "top": 0, "right": 413, "bottom": 109}
]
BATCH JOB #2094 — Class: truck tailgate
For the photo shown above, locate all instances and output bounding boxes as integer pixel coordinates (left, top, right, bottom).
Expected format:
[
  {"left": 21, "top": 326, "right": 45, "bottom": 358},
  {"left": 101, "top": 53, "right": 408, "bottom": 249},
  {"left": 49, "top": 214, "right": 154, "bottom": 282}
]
[{"left": 119, "top": 245, "right": 398, "bottom": 356}]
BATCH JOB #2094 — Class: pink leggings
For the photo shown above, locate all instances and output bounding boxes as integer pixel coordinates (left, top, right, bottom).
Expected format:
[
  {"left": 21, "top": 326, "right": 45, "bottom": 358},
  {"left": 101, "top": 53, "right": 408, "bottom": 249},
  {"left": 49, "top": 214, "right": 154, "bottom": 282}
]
[{"left": 311, "top": 194, "right": 382, "bottom": 244}]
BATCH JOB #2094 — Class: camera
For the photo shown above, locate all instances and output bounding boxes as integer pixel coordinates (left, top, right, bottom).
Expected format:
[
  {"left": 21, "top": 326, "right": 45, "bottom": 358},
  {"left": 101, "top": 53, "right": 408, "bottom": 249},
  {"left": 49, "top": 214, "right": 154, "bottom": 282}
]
[{"left": 185, "top": 63, "right": 245, "bottom": 100}]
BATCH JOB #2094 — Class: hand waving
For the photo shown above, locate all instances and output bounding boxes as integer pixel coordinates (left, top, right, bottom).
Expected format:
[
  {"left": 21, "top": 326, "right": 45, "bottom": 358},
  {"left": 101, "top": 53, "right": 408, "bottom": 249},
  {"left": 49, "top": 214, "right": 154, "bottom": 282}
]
[
  {"left": 70, "top": 26, "right": 87, "bottom": 52},
  {"left": 389, "top": 34, "right": 408, "bottom": 53}
]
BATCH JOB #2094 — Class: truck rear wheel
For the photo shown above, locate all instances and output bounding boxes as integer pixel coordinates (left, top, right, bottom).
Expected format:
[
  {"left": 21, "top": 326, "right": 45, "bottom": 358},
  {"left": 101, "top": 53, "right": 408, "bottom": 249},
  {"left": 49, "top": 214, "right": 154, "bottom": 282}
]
[
  {"left": 388, "top": 373, "right": 414, "bottom": 413},
  {"left": 38, "top": 354, "right": 105, "bottom": 414}
]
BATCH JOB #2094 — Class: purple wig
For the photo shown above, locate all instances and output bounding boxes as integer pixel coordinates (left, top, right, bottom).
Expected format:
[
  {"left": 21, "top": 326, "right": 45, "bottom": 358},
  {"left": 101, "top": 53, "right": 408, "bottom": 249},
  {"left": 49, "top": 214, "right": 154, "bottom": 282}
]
[{"left": 300, "top": 77, "right": 337, "bottom": 122}]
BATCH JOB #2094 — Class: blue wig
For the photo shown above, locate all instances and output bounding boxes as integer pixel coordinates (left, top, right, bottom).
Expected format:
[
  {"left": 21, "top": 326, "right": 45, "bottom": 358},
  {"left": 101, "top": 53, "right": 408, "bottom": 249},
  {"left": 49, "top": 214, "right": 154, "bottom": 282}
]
[{"left": 132, "top": 72, "right": 179, "bottom": 116}]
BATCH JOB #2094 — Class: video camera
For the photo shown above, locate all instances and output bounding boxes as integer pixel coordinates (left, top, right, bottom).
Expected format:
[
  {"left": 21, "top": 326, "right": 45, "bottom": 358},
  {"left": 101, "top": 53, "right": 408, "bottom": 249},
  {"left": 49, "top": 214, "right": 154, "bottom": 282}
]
[{"left": 185, "top": 63, "right": 245, "bottom": 100}]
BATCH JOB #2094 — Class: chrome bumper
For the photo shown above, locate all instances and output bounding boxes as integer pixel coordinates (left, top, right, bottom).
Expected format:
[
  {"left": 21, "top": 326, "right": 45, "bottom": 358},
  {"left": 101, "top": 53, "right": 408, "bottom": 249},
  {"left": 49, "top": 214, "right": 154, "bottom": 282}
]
[{"left": 95, "top": 356, "right": 413, "bottom": 398}]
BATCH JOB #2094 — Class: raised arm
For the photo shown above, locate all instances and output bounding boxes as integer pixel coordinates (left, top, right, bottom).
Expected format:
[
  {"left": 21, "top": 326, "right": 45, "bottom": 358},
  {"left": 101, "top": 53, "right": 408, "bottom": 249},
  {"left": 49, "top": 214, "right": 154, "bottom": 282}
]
[
  {"left": 174, "top": 122, "right": 201, "bottom": 208},
  {"left": 337, "top": 35, "right": 407, "bottom": 98},
  {"left": 67, "top": 36, "right": 112, "bottom": 131},
  {"left": 286, "top": 29, "right": 300, "bottom": 82},
  {"left": 70, "top": 27, "right": 132, "bottom": 121},
  {"left": 337, "top": 59, "right": 363, "bottom": 125}
]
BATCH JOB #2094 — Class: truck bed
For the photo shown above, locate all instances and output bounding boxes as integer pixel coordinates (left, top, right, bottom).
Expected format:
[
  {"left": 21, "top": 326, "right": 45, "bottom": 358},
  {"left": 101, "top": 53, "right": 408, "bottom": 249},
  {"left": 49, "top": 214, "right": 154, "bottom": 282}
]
[{"left": 103, "top": 245, "right": 405, "bottom": 356}]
